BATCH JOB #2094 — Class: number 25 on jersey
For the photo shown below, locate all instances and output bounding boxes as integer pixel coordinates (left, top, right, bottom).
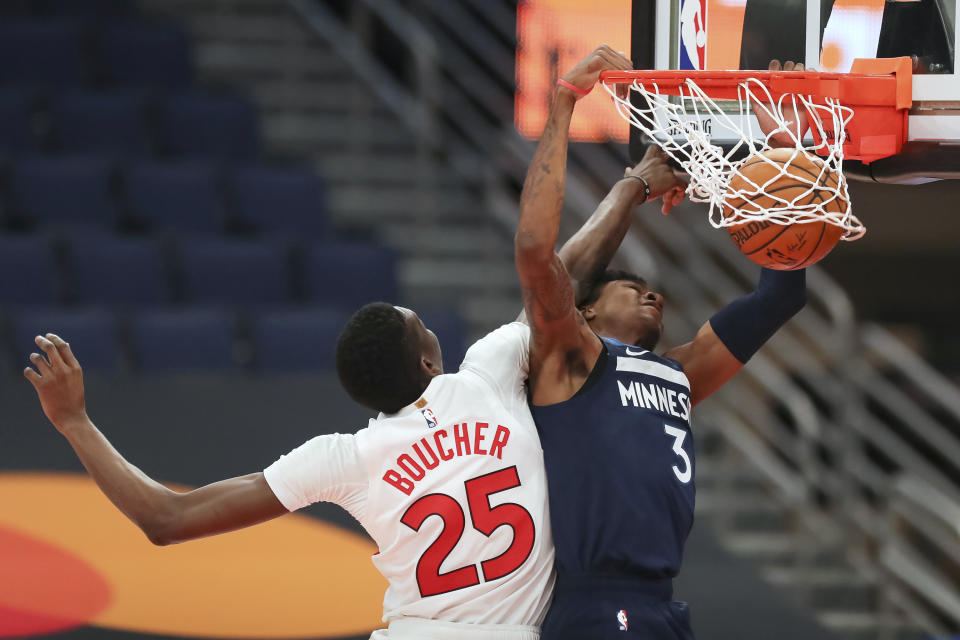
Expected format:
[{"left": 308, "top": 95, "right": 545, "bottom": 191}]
[{"left": 400, "top": 466, "right": 535, "bottom": 597}]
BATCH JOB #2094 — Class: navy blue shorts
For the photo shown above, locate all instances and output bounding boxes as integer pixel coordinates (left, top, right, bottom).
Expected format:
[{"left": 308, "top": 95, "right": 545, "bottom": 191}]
[{"left": 540, "top": 575, "right": 694, "bottom": 640}]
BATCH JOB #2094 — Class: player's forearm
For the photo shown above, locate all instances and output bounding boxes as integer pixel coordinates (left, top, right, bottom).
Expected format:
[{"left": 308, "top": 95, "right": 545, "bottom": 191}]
[
  {"left": 59, "top": 416, "right": 179, "bottom": 543},
  {"left": 515, "top": 90, "right": 577, "bottom": 271},
  {"left": 558, "top": 178, "right": 645, "bottom": 282}
]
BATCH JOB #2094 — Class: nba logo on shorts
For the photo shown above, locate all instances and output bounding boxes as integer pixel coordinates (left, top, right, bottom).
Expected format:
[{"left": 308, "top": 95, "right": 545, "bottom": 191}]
[
  {"left": 421, "top": 408, "right": 438, "bottom": 428},
  {"left": 616, "top": 609, "right": 629, "bottom": 631},
  {"left": 679, "top": 0, "right": 708, "bottom": 70}
]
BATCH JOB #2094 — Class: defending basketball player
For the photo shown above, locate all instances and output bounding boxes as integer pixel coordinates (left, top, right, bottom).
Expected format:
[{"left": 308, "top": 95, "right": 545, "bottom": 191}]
[{"left": 515, "top": 47, "right": 807, "bottom": 638}]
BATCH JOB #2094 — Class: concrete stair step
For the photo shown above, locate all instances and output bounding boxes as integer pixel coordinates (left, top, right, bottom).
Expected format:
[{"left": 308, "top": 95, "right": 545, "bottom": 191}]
[
  {"left": 328, "top": 186, "right": 480, "bottom": 224},
  {"left": 250, "top": 82, "right": 386, "bottom": 113},
  {"left": 179, "top": 13, "right": 306, "bottom": 43},
  {"left": 720, "top": 532, "right": 849, "bottom": 567},
  {"left": 194, "top": 42, "right": 346, "bottom": 81},
  {"left": 816, "top": 611, "right": 920, "bottom": 640},
  {"left": 140, "top": 0, "right": 283, "bottom": 14},
  {"left": 265, "top": 117, "right": 416, "bottom": 154},
  {"left": 317, "top": 157, "right": 482, "bottom": 188},
  {"left": 379, "top": 223, "right": 512, "bottom": 259},
  {"left": 763, "top": 567, "right": 879, "bottom": 612},
  {"left": 401, "top": 258, "right": 516, "bottom": 292}
]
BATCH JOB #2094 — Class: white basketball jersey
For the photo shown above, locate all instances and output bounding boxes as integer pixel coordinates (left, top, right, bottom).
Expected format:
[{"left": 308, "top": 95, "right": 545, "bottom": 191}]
[{"left": 354, "top": 322, "right": 554, "bottom": 626}]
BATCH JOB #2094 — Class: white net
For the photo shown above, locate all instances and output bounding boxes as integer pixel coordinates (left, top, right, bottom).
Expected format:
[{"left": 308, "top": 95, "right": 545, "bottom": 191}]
[{"left": 602, "top": 76, "right": 865, "bottom": 240}]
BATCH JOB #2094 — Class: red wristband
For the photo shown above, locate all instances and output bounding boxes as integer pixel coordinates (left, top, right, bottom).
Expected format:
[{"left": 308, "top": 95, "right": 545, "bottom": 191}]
[{"left": 557, "top": 79, "right": 591, "bottom": 97}]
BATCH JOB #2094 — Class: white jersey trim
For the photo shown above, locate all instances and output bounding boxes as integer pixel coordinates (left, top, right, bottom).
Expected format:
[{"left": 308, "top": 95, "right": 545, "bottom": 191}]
[{"left": 615, "top": 355, "right": 690, "bottom": 390}]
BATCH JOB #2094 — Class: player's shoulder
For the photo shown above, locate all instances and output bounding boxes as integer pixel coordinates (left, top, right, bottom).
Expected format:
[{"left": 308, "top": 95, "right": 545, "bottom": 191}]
[{"left": 461, "top": 321, "right": 529, "bottom": 364}]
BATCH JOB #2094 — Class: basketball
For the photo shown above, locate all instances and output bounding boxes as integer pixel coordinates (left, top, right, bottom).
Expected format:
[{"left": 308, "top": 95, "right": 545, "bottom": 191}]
[{"left": 723, "top": 148, "right": 848, "bottom": 270}]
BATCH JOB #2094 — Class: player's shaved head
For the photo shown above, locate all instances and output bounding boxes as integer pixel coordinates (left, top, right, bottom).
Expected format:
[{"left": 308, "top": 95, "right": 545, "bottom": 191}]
[{"left": 336, "top": 302, "right": 427, "bottom": 414}]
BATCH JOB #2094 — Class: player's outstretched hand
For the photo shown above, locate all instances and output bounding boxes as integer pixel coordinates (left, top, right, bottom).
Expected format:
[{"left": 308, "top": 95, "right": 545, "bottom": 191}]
[
  {"left": 24, "top": 333, "right": 87, "bottom": 433},
  {"left": 560, "top": 44, "right": 632, "bottom": 100},
  {"left": 755, "top": 59, "right": 811, "bottom": 148},
  {"left": 626, "top": 145, "right": 688, "bottom": 215}
]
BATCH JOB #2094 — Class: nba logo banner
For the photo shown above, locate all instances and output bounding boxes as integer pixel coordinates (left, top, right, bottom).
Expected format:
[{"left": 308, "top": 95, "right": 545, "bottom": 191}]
[
  {"left": 679, "top": 0, "right": 708, "bottom": 70},
  {"left": 421, "top": 408, "right": 438, "bottom": 428}
]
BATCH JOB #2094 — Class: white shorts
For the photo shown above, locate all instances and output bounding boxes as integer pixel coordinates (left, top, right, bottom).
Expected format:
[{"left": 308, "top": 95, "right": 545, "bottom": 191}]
[{"left": 371, "top": 617, "right": 540, "bottom": 640}]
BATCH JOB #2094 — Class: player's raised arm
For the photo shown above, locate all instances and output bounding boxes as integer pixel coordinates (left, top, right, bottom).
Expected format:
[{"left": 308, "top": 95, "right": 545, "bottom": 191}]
[
  {"left": 515, "top": 47, "right": 631, "bottom": 393},
  {"left": 664, "top": 268, "right": 806, "bottom": 406},
  {"left": 24, "top": 334, "right": 287, "bottom": 545}
]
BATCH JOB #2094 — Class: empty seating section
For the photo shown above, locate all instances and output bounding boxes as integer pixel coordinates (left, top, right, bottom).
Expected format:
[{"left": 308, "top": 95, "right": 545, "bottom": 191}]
[
  {"left": 52, "top": 90, "right": 148, "bottom": 155},
  {"left": 65, "top": 234, "right": 168, "bottom": 306},
  {"left": 0, "top": 89, "right": 40, "bottom": 153},
  {"left": 0, "top": 5, "right": 463, "bottom": 373},
  {"left": 0, "top": 20, "right": 85, "bottom": 87},
  {"left": 232, "top": 166, "right": 327, "bottom": 237},
  {"left": 99, "top": 21, "right": 192, "bottom": 88},
  {"left": 158, "top": 94, "right": 260, "bottom": 159},
  {"left": 11, "top": 308, "right": 120, "bottom": 372},
  {"left": 252, "top": 308, "right": 348, "bottom": 372},
  {"left": 130, "top": 309, "right": 236, "bottom": 372},
  {"left": 125, "top": 160, "right": 223, "bottom": 232},
  {"left": 11, "top": 155, "right": 116, "bottom": 229},
  {"left": 177, "top": 238, "right": 293, "bottom": 305},
  {"left": 305, "top": 243, "right": 398, "bottom": 308}
]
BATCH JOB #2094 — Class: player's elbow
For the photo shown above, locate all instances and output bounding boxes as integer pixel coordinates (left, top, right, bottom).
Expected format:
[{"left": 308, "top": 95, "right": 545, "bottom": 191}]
[{"left": 515, "top": 230, "right": 555, "bottom": 269}]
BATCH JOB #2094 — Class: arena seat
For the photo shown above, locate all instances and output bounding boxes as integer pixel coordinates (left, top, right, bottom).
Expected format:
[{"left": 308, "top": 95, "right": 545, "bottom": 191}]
[
  {"left": 304, "top": 242, "right": 398, "bottom": 308},
  {"left": 125, "top": 160, "right": 223, "bottom": 233},
  {"left": 0, "top": 234, "right": 60, "bottom": 305},
  {"left": 252, "top": 308, "right": 347, "bottom": 372},
  {"left": 64, "top": 233, "right": 168, "bottom": 306},
  {"left": 0, "top": 19, "right": 85, "bottom": 87},
  {"left": 177, "top": 237, "right": 294, "bottom": 305},
  {"left": 130, "top": 308, "right": 236, "bottom": 372},
  {"left": 98, "top": 20, "right": 193, "bottom": 88},
  {"left": 0, "top": 89, "right": 41, "bottom": 154},
  {"left": 158, "top": 94, "right": 260, "bottom": 159},
  {"left": 52, "top": 90, "right": 149, "bottom": 155},
  {"left": 11, "top": 155, "right": 116, "bottom": 229},
  {"left": 12, "top": 308, "right": 120, "bottom": 372},
  {"left": 231, "top": 166, "right": 327, "bottom": 237}
]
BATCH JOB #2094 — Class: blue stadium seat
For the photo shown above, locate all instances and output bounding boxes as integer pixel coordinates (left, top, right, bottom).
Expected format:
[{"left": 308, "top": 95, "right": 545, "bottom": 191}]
[
  {"left": 231, "top": 166, "right": 327, "bottom": 237},
  {"left": 11, "top": 155, "right": 116, "bottom": 229},
  {"left": 43, "top": 0, "right": 131, "bottom": 17},
  {"left": 0, "top": 234, "right": 60, "bottom": 305},
  {"left": 420, "top": 309, "right": 467, "bottom": 371},
  {"left": 0, "top": 89, "right": 41, "bottom": 154},
  {"left": 13, "top": 308, "right": 120, "bottom": 372},
  {"left": 99, "top": 21, "right": 192, "bottom": 88},
  {"left": 0, "top": 20, "right": 85, "bottom": 86},
  {"left": 125, "top": 161, "right": 223, "bottom": 233},
  {"left": 177, "top": 238, "right": 293, "bottom": 305},
  {"left": 158, "top": 94, "right": 260, "bottom": 159},
  {"left": 65, "top": 233, "right": 168, "bottom": 306},
  {"left": 52, "top": 90, "right": 149, "bottom": 155},
  {"left": 304, "top": 242, "right": 398, "bottom": 308},
  {"left": 130, "top": 309, "right": 236, "bottom": 372},
  {"left": 252, "top": 308, "right": 348, "bottom": 372}
]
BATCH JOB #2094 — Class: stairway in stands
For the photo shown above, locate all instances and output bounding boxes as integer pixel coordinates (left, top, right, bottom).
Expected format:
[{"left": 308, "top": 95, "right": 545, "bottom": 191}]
[{"left": 139, "top": 0, "right": 521, "bottom": 343}]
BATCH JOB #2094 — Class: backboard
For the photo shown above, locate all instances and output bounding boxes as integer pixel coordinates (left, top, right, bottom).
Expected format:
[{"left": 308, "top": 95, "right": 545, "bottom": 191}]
[{"left": 630, "top": 0, "right": 960, "bottom": 182}]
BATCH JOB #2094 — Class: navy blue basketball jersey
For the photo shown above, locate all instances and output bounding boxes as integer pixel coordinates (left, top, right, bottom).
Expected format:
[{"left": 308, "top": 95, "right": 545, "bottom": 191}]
[{"left": 531, "top": 337, "right": 696, "bottom": 578}]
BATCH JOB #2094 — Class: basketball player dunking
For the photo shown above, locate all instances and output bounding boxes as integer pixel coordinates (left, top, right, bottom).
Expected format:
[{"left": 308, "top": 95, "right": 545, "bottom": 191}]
[
  {"left": 515, "top": 46, "right": 807, "bottom": 639},
  {"left": 23, "top": 115, "right": 684, "bottom": 637}
]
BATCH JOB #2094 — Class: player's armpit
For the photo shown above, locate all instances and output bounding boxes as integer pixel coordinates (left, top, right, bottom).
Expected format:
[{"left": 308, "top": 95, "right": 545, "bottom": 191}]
[
  {"left": 153, "top": 473, "right": 287, "bottom": 546},
  {"left": 664, "top": 320, "right": 743, "bottom": 407}
]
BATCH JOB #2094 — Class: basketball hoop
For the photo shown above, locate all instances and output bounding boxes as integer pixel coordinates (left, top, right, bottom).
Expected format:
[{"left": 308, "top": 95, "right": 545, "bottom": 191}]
[{"left": 600, "top": 58, "right": 914, "bottom": 242}]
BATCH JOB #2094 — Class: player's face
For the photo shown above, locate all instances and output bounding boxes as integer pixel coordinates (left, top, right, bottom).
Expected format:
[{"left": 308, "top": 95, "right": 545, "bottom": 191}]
[
  {"left": 396, "top": 306, "right": 444, "bottom": 376},
  {"left": 589, "top": 280, "right": 664, "bottom": 350}
]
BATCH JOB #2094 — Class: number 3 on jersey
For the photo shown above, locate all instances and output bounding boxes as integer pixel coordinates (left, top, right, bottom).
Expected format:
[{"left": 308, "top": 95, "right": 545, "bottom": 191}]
[
  {"left": 664, "top": 425, "right": 692, "bottom": 484},
  {"left": 400, "top": 466, "right": 535, "bottom": 598}
]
